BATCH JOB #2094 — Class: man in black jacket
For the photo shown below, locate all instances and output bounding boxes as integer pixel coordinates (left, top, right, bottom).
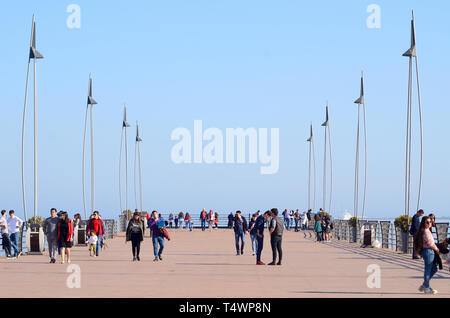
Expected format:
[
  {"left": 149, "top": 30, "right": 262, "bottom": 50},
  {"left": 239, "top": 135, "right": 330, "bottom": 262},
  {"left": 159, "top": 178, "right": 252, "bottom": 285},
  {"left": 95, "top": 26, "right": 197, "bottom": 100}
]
[{"left": 233, "top": 211, "right": 248, "bottom": 255}]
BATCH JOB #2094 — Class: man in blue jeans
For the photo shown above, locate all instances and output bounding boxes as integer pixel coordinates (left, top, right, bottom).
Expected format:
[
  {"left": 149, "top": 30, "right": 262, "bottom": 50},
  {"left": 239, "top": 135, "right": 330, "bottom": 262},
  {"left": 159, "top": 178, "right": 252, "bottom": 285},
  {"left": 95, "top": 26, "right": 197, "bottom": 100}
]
[
  {"left": 233, "top": 211, "right": 248, "bottom": 255},
  {"left": 200, "top": 208, "right": 207, "bottom": 231},
  {"left": 148, "top": 211, "right": 165, "bottom": 261},
  {"left": 7, "top": 210, "right": 23, "bottom": 258}
]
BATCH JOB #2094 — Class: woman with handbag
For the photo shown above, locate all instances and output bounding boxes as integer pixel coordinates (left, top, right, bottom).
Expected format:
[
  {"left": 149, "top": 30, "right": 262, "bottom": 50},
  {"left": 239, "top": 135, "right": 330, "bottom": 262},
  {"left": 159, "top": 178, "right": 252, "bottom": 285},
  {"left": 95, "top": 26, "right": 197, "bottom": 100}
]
[
  {"left": 126, "top": 212, "right": 145, "bottom": 261},
  {"left": 148, "top": 211, "right": 166, "bottom": 262}
]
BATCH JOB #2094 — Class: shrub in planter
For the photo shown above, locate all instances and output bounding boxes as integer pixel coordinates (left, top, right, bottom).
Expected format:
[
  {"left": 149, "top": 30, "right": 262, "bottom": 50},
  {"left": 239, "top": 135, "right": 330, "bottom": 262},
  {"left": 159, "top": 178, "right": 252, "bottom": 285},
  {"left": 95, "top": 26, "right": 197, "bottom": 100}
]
[
  {"left": 394, "top": 215, "right": 412, "bottom": 233},
  {"left": 348, "top": 216, "right": 358, "bottom": 228}
]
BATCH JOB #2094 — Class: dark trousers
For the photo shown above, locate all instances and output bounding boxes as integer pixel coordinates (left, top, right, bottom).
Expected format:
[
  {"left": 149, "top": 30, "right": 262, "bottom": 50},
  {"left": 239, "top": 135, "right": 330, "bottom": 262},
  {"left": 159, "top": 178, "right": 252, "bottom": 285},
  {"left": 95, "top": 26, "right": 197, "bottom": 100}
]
[
  {"left": 2, "top": 233, "right": 12, "bottom": 256},
  {"left": 270, "top": 235, "right": 282, "bottom": 263},
  {"left": 130, "top": 233, "right": 141, "bottom": 257},
  {"left": 316, "top": 231, "right": 322, "bottom": 241},
  {"left": 174, "top": 219, "right": 179, "bottom": 228},
  {"left": 294, "top": 220, "right": 299, "bottom": 232},
  {"left": 256, "top": 236, "right": 264, "bottom": 262}
]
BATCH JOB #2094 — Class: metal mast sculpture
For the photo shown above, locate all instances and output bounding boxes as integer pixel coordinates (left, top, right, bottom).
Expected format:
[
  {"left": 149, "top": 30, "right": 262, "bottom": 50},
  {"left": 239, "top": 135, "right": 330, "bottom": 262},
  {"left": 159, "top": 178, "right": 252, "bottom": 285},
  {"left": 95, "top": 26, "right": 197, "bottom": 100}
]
[
  {"left": 321, "top": 103, "right": 333, "bottom": 213},
  {"left": 353, "top": 72, "right": 368, "bottom": 219},
  {"left": 82, "top": 74, "right": 98, "bottom": 220},
  {"left": 134, "top": 121, "right": 143, "bottom": 212},
  {"left": 306, "top": 123, "right": 316, "bottom": 212},
  {"left": 22, "top": 15, "right": 44, "bottom": 223},
  {"left": 119, "top": 105, "right": 131, "bottom": 215},
  {"left": 402, "top": 10, "right": 423, "bottom": 218}
]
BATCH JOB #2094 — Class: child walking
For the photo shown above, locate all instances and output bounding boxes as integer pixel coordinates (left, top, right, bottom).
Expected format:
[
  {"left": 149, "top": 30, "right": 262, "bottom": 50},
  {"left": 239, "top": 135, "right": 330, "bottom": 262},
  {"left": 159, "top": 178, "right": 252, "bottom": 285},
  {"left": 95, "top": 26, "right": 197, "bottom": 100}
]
[{"left": 87, "top": 230, "right": 98, "bottom": 257}]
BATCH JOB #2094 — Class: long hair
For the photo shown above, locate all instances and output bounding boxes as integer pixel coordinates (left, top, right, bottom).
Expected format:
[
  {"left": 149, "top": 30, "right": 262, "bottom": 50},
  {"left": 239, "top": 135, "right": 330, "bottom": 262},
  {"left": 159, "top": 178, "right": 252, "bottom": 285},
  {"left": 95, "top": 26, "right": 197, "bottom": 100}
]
[{"left": 414, "top": 216, "right": 431, "bottom": 255}]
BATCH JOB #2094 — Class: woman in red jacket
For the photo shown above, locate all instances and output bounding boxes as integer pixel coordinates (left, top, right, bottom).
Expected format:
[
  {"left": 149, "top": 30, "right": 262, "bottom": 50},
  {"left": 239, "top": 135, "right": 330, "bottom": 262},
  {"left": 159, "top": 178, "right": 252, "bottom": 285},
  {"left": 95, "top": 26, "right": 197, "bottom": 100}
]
[{"left": 57, "top": 211, "right": 74, "bottom": 264}]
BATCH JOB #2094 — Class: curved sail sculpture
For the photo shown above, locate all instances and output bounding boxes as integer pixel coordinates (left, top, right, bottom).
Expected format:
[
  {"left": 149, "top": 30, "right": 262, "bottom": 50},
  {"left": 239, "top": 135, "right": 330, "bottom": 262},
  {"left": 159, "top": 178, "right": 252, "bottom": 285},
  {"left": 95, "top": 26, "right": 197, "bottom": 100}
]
[
  {"left": 402, "top": 10, "right": 423, "bottom": 217},
  {"left": 353, "top": 72, "right": 368, "bottom": 219},
  {"left": 119, "top": 105, "right": 131, "bottom": 215},
  {"left": 306, "top": 123, "right": 316, "bottom": 212},
  {"left": 321, "top": 103, "right": 333, "bottom": 213},
  {"left": 82, "top": 74, "right": 98, "bottom": 220},
  {"left": 134, "top": 121, "right": 143, "bottom": 212},
  {"left": 22, "top": 15, "right": 44, "bottom": 224}
]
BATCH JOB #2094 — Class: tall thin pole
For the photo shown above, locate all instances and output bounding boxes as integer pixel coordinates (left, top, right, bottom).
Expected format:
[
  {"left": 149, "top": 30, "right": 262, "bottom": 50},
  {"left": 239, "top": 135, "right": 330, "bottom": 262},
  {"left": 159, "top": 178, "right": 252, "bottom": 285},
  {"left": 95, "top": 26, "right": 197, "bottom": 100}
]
[
  {"left": 124, "top": 108, "right": 129, "bottom": 214},
  {"left": 21, "top": 58, "right": 31, "bottom": 224},
  {"left": 82, "top": 105, "right": 88, "bottom": 220},
  {"left": 307, "top": 125, "right": 312, "bottom": 211},
  {"left": 90, "top": 104, "right": 94, "bottom": 213},
  {"left": 312, "top": 136, "right": 316, "bottom": 212},
  {"left": 138, "top": 141, "right": 143, "bottom": 213},
  {"left": 354, "top": 104, "right": 360, "bottom": 218},
  {"left": 327, "top": 123, "right": 333, "bottom": 214},
  {"left": 33, "top": 53, "right": 37, "bottom": 220},
  {"left": 119, "top": 128, "right": 123, "bottom": 214},
  {"left": 321, "top": 103, "right": 329, "bottom": 212},
  {"left": 134, "top": 136, "right": 138, "bottom": 211}
]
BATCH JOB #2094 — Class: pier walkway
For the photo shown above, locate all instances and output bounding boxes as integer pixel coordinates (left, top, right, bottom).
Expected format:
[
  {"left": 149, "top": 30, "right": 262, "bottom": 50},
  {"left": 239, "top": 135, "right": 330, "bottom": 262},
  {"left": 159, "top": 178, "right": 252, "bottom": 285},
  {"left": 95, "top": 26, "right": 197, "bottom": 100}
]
[{"left": 0, "top": 229, "right": 449, "bottom": 298}]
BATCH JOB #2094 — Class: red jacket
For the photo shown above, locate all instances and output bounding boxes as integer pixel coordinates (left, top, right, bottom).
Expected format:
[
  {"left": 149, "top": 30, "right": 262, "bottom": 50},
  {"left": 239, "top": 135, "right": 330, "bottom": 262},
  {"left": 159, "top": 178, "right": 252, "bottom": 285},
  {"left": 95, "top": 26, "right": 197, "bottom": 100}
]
[
  {"left": 87, "top": 218, "right": 105, "bottom": 236},
  {"left": 57, "top": 220, "right": 74, "bottom": 242}
]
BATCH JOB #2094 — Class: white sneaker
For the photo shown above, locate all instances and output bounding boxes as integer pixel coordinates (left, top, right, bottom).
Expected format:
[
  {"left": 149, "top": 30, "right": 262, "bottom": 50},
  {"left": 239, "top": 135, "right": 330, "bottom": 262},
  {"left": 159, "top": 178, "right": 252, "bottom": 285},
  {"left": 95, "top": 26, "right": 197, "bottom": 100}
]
[{"left": 423, "top": 287, "right": 437, "bottom": 295}]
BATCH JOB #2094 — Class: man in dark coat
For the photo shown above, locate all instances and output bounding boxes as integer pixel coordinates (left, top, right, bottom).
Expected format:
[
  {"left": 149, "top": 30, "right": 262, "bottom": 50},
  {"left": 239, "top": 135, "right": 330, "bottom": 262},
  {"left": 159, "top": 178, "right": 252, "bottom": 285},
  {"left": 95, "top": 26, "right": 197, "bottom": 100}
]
[
  {"left": 410, "top": 209, "right": 424, "bottom": 259},
  {"left": 233, "top": 211, "right": 248, "bottom": 255}
]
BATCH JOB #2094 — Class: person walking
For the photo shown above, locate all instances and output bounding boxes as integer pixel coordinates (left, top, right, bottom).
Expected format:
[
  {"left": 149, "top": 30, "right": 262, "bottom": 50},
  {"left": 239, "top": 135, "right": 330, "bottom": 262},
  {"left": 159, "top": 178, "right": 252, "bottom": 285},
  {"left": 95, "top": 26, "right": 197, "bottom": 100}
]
[
  {"left": 301, "top": 211, "right": 308, "bottom": 231},
  {"left": 249, "top": 214, "right": 258, "bottom": 256},
  {"left": 7, "top": 210, "right": 23, "bottom": 258},
  {"left": 214, "top": 212, "right": 219, "bottom": 229},
  {"left": 410, "top": 209, "right": 424, "bottom": 259},
  {"left": 174, "top": 213, "right": 179, "bottom": 229},
  {"left": 184, "top": 213, "right": 193, "bottom": 231},
  {"left": 294, "top": 210, "right": 300, "bottom": 232},
  {"left": 0, "top": 210, "right": 13, "bottom": 258},
  {"left": 268, "top": 208, "right": 283, "bottom": 265},
  {"left": 43, "top": 208, "right": 60, "bottom": 263},
  {"left": 178, "top": 212, "right": 185, "bottom": 229},
  {"left": 200, "top": 209, "right": 207, "bottom": 231},
  {"left": 148, "top": 211, "right": 165, "bottom": 261},
  {"left": 314, "top": 214, "right": 322, "bottom": 242},
  {"left": 227, "top": 212, "right": 234, "bottom": 229},
  {"left": 168, "top": 213, "right": 174, "bottom": 228},
  {"left": 87, "top": 230, "right": 98, "bottom": 257},
  {"left": 126, "top": 212, "right": 145, "bottom": 261},
  {"left": 208, "top": 210, "right": 215, "bottom": 231},
  {"left": 233, "top": 211, "right": 248, "bottom": 255},
  {"left": 57, "top": 212, "right": 73, "bottom": 264},
  {"left": 414, "top": 216, "right": 440, "bottom": 294},
  {"left": 87, "top": 211, "right": 105, "bottom": 257},
  {"left": 255, "top": 211, "right": 271, "bottom": 265}
]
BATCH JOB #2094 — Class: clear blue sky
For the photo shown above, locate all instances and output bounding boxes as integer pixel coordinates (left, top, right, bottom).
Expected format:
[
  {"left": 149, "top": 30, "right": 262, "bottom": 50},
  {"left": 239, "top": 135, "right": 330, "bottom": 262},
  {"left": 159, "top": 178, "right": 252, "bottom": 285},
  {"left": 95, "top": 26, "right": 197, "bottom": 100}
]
[{"left": 1, "top": 0, "right": 449, "bottom": 220}]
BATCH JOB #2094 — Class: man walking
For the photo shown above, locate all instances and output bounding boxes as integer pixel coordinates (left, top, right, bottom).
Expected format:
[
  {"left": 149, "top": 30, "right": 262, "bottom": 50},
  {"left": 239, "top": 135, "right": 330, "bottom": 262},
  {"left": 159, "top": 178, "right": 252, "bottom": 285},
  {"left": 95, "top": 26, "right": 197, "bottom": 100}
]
[
  {"left": 7, "top": 210, "right": 23, "bottom": 258},
  {"left": 87, "top": 211, "right": 105, "bottom": 256},
  {"left": 148, "top": 211, "right": 165, "bottom": 261},
  {"left": 0, "top": 210, "right": 13, "bottom": 258},
  {"left": 43, "top": 208, "right": 59, "bottom": 263},
  {"left": 410, "top": 209, "right": 424, "bottom": 259},
  {"left": 200, "top": 208, "right": 207, "bottom": 231},
  {"left": 233, "top": 211, "right": 248, "bottom": 255},
  {"left": 255, "top": 211, "right": 271, "bottom": 265},
  {"left": 268, "top": 208, "right": 283, "bottom": 266}
]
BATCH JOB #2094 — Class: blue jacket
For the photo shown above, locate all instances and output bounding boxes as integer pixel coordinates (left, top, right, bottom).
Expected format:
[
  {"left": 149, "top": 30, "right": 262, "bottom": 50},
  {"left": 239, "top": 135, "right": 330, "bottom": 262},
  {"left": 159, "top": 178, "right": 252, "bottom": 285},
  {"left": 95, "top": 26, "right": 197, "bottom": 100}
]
[
  {"left": 409, "top": 214, "right": 420, "bottom": 236},
  {"left": 254, "top": 215, "right": 265, "bottom": 237}
]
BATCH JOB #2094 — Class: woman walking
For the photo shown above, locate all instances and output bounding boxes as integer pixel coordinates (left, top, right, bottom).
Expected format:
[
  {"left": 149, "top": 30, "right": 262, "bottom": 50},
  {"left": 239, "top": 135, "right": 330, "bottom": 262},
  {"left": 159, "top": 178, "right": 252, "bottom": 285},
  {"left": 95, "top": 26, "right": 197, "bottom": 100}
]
[
  {"left": 148, "top": 211, "right": 166, "bottom": 261},
  {"left": 314, "top": 214, "right": 322, "bottom": 242},
  {"left": 184, "top": 213, "right": 193, "bottom": 231},
  {"left": 178, "top": 212, "right": 185, "bottom": 229},
  {"left": 208, "top": 210, "right": 215, "bottom": 231},
  {"left": 214, "top": 212, "right": 219, "bottom": 229},
  {"left": 126, "top": 212, "right": 145, "bottom": 261},
  {"left": 57, "top": 212, "right": 73, "bottom": 264},
  {"left": 414, "top": 216, "right": 440, "bottom": 294}
]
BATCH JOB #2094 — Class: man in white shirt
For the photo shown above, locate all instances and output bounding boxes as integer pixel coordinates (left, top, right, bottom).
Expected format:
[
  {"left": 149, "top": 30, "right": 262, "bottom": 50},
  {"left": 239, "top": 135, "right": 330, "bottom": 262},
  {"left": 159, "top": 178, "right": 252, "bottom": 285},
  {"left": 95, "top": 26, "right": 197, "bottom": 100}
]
[
  {"left": 0, "top": 210, "right": 13, "bottom": 258},
  {"left": 7, "top": 210, "right": 23, "bottom": 258}
]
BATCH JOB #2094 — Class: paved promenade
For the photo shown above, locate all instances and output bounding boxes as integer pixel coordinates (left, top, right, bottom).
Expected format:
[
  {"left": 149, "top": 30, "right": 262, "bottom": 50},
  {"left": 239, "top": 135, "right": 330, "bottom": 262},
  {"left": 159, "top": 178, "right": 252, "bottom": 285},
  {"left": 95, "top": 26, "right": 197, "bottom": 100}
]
[{"left": 0, "top": 228, "right": 449, "bottom": 298}]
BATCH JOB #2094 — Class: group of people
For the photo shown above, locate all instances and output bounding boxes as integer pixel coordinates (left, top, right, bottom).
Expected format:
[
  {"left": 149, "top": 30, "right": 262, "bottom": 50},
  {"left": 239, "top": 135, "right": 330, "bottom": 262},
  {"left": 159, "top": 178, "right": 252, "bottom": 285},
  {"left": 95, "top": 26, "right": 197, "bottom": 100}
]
[
  {"left": 410, "top": 209, "right": 450, "bottom": 295},
  {"left": 42, "top": 208, "right": 106, "bottom": 264},
  {"left": 0, "top": 210, "right": 24, "bottom": 258},
  {"left": 313, "top": 209, "right": 333, "bottom": 242},
  {"left": 232, "top": 209, "right": 284, "bottom": 265},
  {"left": 281, "top": 209, "right": 309, "bottom": 232},
  {"left": 166, "top": 212, "right": 194, "bottom": 231},
  {"left": 125, "top": 211, "right": 170, "bottom": 262}
]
